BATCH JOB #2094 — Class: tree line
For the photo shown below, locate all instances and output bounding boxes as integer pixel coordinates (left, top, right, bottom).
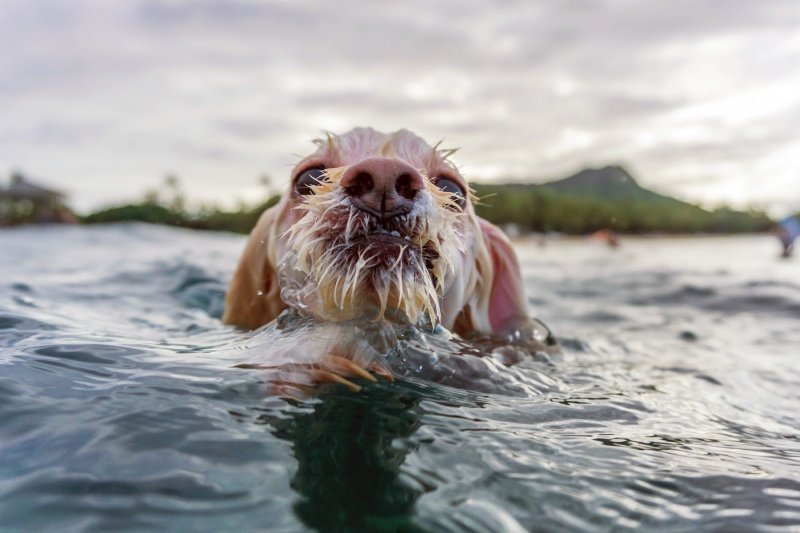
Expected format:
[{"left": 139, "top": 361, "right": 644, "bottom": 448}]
[
  {"left": 80, "top": 175, "right": 775, "bottom": 235},
  {"left": 470, "top": 184, "right": 773, "bottom": 234}
]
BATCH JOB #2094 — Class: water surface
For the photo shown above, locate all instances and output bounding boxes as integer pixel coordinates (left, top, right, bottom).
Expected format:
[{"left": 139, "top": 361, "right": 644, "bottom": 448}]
[{"left": 1, "top": 224, "right": 799, "bottom": 531}]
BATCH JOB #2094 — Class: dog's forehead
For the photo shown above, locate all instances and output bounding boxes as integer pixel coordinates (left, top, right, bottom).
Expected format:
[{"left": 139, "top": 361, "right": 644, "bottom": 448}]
[{"left": 307, "top": 127, "right": 457, "bottom": 173}]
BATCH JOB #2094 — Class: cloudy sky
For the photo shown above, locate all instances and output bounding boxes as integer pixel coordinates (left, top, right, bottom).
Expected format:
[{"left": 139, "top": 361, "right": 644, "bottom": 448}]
[{"left": 2, "top": 0, "right": 800, "bottom": 215}]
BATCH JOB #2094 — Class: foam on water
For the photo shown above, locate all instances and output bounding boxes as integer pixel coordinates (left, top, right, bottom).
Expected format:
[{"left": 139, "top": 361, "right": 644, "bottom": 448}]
[{"left": 1, "top": 224, "right": 799, "bottom": 531}]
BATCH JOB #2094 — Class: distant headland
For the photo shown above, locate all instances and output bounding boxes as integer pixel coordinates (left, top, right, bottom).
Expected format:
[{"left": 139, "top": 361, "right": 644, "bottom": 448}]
[{"left": 472, "top": 165, "right": 773, "bottom": 234}]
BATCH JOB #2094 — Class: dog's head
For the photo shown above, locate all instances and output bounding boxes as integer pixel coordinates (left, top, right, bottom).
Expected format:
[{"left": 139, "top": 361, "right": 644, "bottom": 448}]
[{"left": 224, "top": 127, "right": 529, "bottom": 335}]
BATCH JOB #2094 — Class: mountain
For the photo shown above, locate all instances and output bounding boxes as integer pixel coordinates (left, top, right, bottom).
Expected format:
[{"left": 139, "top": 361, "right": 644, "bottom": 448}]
[
  {"left": 472, "top": 164, "right": 693, "bottom": 209},
  {"left": 470, "top": 165, "right": 772, "bottom": 234},
  {"left": 538, "top": 165, "right": 676, "bottom": 203}
]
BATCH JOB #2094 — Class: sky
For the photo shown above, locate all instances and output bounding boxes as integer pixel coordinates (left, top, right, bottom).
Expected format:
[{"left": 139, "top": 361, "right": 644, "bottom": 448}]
[{"left": 2, "top": 0, "right": 800, "bottom": 215}]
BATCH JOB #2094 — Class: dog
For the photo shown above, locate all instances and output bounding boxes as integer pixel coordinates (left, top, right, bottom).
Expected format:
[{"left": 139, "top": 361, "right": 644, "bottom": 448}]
[{"left": 224, "top": 127, "right": 533, "bottom": 391}]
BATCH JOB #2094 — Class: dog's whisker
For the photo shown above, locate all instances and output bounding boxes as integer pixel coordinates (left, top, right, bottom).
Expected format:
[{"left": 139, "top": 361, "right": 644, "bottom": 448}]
[
  {"left": 390, "top": 245, "right": 407, "bottom": 271},
  {"left": 344, "top": 205, "right": 355, "bottom": 243},
  {"left": 376, "top": 283, "right": 389, "bottom": 321},
  {"left": 313, "top": 251, "right": 341, "bottom": 282},
  {"left": 393, "top": 266, "right": 405, "bottom": 317},
  {"left": 341, "top": 273, "right": 357, "bottom": 308},
  {"left": 332, "top": 272, "right": 345, "bottom": 310}
]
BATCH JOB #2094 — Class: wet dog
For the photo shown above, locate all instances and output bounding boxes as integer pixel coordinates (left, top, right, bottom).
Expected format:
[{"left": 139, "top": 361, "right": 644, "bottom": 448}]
[{"left": 224, "top": 128, "right": 533, "bottom": 390}]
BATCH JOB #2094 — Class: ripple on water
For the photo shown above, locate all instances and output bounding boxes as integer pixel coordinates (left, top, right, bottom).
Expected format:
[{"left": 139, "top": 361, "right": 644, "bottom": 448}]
[{"left": 0, "top": 227, "right": 799, "bottom": 531}]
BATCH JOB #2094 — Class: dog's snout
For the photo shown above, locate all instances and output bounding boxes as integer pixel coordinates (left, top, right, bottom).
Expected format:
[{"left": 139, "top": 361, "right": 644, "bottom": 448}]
[{"left": 341, "top": 157, "right": 424, "bottom": 218}]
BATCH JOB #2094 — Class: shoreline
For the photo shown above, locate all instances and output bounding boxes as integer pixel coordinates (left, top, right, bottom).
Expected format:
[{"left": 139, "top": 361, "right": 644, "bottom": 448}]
[{"left": 510, "top": 231, "right": 774, "bottom": 244}]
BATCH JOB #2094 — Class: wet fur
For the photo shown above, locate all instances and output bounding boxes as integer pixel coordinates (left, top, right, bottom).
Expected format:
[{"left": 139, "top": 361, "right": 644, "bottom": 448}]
[
  {"left": 224, "top": 128, "right": 530, "bottom": 336},
  {"left": 287, "top": 166, "right": 463, "bottom": 324}
]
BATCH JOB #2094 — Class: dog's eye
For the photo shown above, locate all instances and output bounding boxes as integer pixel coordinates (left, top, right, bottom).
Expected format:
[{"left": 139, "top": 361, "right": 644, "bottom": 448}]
[
  {"left": 294, "top": 168, "right": 326, "bottom": 196},
  {"left": 434, "top": 177, "right": 466, "bottom": 209}
]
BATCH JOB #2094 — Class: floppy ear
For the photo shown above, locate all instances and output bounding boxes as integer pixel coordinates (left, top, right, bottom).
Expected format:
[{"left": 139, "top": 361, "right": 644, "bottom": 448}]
[
  {"left": 222, "top": 205, "right": 286, "bottom": 329},
  {"left": 458, "top": 218, "right": 529, "bottom": 335}
]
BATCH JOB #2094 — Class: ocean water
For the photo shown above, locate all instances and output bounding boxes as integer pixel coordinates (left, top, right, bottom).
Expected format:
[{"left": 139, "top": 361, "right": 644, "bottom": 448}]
[{"left": 1, "top": 223, "right": 799, "bottom": 531}]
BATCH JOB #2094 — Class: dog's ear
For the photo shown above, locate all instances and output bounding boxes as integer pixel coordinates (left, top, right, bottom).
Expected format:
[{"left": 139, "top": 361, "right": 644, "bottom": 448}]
[
  {"left": 223, "top": 206, "right": 286, "bottom": 329},
  {"left": 458, "top": 218, "right": 529, "bottom": 335}
]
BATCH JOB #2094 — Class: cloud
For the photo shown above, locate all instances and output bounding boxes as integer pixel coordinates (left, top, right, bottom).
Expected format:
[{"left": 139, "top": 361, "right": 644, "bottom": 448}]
[{"left": 1, "top": 0, "right": 799, "bottom": 215}]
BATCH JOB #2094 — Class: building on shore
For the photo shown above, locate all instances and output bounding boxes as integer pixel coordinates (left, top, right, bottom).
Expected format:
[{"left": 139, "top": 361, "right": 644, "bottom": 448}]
[{"left": 0, "top": 174, "right": 76, "bottom": 226}]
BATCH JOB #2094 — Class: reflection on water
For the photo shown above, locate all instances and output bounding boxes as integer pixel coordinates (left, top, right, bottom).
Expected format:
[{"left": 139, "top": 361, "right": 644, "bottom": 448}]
[
  {"left": 270, "top": 386, "right": 424, "bottom": 531},
  {"left": 1, "top": 224, "right": 800, "bottom": 531}
]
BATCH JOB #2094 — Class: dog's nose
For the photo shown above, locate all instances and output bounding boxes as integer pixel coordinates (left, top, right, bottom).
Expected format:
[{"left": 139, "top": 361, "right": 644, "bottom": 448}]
[{"left": 340, "top": 157, "right": 425, "bottom": 218}]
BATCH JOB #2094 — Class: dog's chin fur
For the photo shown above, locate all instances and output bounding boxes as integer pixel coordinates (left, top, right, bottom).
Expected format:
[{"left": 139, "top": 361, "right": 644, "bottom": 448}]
[{"left": 285, "top": 166, "right": 465, "bottom": 325}]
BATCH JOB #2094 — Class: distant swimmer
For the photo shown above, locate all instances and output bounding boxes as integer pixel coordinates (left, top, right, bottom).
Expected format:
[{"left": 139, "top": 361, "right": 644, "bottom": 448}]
[
  {"left": 590, "top": 228, "right": 620, "bottom": 248},
  {"left": 777, "top": 216, "right": 800, "bottom": 258}
]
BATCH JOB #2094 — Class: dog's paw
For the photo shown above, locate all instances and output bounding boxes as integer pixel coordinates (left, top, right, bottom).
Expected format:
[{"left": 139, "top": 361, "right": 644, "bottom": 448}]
[{"left": 241, "top": 354, "right": 393, "bottom": 398}]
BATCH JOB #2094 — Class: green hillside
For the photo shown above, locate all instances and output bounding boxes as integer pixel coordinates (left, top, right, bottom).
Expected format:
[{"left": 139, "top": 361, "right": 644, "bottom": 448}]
[
  {"left": 472, "top": 166, "right": 771, "bottom": 234},
  {"left": 541, "top": 165, "right": 673, "bottom": 202}
]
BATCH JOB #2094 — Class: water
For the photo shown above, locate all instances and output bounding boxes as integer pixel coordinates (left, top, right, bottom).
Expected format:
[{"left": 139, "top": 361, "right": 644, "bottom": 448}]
[{"left": 1, "top": 224, "right": 799, "bottom": 531}]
